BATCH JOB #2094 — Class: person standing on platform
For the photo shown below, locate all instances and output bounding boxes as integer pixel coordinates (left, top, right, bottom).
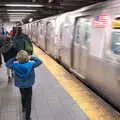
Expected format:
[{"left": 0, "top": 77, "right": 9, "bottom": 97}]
[
  {"left": 9, "top": 27, "right": 16, "bottom": 39},
  {"left": 0, "top": 37, "right": 3, "bottom": 66},
  {"left": 13, "top": 27, "right": 33, "bottom": 55},
  {"left": 1, "top": 35, "right": 17, "bottom": 82},
  {"left": 0, "top": 27, "right": 8, "bottom": 66},
  {"left": 6, "top": 50, "right": 42, "bottom": 120}
]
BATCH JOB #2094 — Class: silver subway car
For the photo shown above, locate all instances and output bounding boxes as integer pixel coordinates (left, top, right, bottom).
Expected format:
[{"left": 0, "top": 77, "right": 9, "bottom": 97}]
[{"left": 23, "top": 0, "right": 120, "bottom": 110}]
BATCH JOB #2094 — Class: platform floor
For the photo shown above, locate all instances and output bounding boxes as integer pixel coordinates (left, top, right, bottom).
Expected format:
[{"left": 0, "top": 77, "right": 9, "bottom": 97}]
[
  {"left": 0, "top": 64, "right": 89, "bottom": 120},
  {"left": 0, "top": 45, "right": 119, "bottom": 120}
]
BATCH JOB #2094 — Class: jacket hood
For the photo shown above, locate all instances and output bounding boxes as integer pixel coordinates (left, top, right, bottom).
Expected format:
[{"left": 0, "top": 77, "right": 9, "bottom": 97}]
[{"left": 14, "top": 62, "right": 33, "bottom": 78}]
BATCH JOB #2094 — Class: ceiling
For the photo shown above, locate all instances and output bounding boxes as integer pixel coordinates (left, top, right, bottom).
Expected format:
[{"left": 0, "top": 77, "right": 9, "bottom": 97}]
[{"left": 0, "top": 0, "right": 107, "bottom": 24}]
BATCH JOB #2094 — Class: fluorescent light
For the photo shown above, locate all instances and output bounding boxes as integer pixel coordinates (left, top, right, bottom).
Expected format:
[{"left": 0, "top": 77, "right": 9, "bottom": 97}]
[
  {"left": 20, "top": 21, "right": 24, "bottom": 25},
  {"left": 9, "top": 17, "right": 25, "bottom": 19},
  {"left": 7, "top": 13, "right": 31, "bottom": 15},
  {"left": 2, "top": 14, "right": 27, "bottom": 16},
  {"left": 48, "top": 0, "right": 54, "bottom": 3},
  {"left": 7, "top": 9, "right": 36, "bottom": 12},
  {"left": 10, "top": 20, "right": 20, "bottom": 22},
  {"left": 4, "top": 4, "right": 44, "bottom": 7},
  {"left": 9, "top": 18, "right": 23, "bottom": 21},
  {"left": 8, "top": 17, "right": 24, "bottom": 19},
  {"left": 29, "top": 18, "right": 33, "bottom": 22}
]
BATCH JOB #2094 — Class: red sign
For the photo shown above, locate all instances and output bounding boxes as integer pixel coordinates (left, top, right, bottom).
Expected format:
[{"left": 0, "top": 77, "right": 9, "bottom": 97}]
[{"left": 93, "top": 14, "right": 110, "bottom": 28}]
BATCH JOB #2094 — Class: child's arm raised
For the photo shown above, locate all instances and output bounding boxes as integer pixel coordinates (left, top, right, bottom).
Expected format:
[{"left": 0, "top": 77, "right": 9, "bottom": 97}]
[{"left": 30, "top": 56, "right": 42, "bottom": 68}]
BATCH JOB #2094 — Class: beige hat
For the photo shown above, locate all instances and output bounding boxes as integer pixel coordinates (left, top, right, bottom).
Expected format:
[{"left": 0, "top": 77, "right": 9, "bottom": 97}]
[{"left": 16, "top": 50, "right": 29, "bottom": 63}]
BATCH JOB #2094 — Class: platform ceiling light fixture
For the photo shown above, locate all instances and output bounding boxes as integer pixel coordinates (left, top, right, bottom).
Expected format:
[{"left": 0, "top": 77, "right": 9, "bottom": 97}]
[
  {"left": 48, "top": 0, "right": 54, "bottom": 3},
  {"left": 7, "top": 9, "right": 37, "bottom": 12},
  {"left": 20, "top": 21, "right": 24, "bottom": 25},
  {"left": 7, "top": 13, "right": 31, "bottom": 15},
  {"left": 4, "top": 4, "right": 44, "bottom": 7},
  {"left": 29, "top": 18, "right": 33, "bottom": 22},
  {"left": 9, "top": 17, "right": 25, "bottom": 19},
  {"left": 2, "top": 15, "right": 27, "bottom": 17},
  {"left": 10, "top": 19, "right": 21, "bottom": 22}
]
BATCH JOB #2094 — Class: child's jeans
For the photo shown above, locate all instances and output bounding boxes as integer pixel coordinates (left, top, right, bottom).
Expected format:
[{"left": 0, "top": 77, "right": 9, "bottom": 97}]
[{"left": 19, "top": 87, "right": 32, "bottom": 119}]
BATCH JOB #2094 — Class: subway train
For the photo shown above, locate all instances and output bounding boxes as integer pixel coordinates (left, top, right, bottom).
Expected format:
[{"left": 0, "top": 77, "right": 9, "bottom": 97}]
[{"left": 22, "top": 0, "right": 120, "bottom": 110}]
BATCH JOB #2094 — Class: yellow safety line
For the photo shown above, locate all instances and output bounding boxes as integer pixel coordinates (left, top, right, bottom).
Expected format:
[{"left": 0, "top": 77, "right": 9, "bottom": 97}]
[{"left": 34, "top": 45, "right": 120, "bottom": 120}]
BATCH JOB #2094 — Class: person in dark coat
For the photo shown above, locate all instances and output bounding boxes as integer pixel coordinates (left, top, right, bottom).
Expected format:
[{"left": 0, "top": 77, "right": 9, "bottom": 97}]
[
  {"left": 0, "top": 37, "right": 3, "bottom": 66},
  {"left": 9, "top": 27, "right": 16, "bottom": 39},
  {"left": 0, "top": 35, "right": 18, "bottom": 82},
  {"left": 13, "top": 27, "right": 33, "bottom": 55},
  {"left": 0, "top": 27, "right": 8, "bottom": 66}
]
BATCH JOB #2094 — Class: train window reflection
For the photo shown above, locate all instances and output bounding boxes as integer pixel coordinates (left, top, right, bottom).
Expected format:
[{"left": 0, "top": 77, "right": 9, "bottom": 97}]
[
  {"left": 84, "top": 21, "right": 91, "bottom": 47},
  {"left": 111, "top": 31, "right": 120, "bottom": 55},
  {"left": 74, "top": 19, "right": 82, "bottom": 43}
]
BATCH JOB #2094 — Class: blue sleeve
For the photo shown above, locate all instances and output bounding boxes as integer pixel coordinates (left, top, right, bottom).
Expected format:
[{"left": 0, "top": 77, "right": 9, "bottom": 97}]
[
  {"left": 30, "top": 57, "right": 42, "bottom": 68},
  {"left": 6, "top": 57, "right": 16, "bottom": 69}
]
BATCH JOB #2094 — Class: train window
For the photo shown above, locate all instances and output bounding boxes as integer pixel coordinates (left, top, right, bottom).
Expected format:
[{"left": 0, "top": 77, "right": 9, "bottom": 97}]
[
  {"left": 46, "top": 23, "right": 51, "bottom": 38},
  {"left": 39, "top": 23, "right": 42, "bottom": 35},
  {"left": 84, "top": 21, "right": 92, "bottom": 47},
  {"left": 111, "top": 31, "right": 120, "bottom": 55},
  {"left": 74, "top": 19, "right": 82, "bottom": 43},
  {"left": 46, "top": 22, "right": 55, "bottom": 40}
]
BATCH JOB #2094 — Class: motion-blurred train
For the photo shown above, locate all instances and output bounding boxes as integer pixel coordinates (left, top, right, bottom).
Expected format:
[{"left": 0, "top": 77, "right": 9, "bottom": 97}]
[{"left": 23, "top": 0, "right": 120, "bottom": 110}]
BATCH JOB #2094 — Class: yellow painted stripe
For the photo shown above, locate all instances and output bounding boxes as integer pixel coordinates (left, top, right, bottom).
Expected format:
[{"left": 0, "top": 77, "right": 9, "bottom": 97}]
[{"left": 34, "top": 45, "right": 120, "bottom": 120}]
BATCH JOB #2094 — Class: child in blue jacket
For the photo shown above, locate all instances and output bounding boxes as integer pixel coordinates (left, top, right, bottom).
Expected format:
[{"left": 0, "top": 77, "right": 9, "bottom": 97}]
[{"left": 6, "top": 50, "right": 42, "bottom": 120}]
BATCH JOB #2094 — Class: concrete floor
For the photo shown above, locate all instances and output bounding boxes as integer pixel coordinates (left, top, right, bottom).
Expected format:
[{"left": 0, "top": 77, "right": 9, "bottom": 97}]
[{"left": 0, "top": 64, "right": 89, "bottom": 120}]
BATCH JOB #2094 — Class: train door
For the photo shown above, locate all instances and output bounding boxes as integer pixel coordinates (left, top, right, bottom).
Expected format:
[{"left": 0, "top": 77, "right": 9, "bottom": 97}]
[
  {"left": 26, "top": 24, "right": 28, "bottom": 36},
  {"left": 30, "top": 23, "right": 32, "bottom": 40},
  {"left": 39, "top": 21, "right": 47, "bottom": 51},
  {"left": 34, "top": 22, "right": 38, "bottom": 44},
  {"left": 37, "top": 22, "right": 42, "bottom": 48},
  {"left": 45, "top": 21, "right": 56, "bottom": 57},
  {"left": 33, "top": 22, "right": 36, "bottom": 43},
  {"left": 103, "top": 18, "right": 120, "bottom": 109},
  {"left": 45, "top": 22, "right": 51, "bottom": 51},
  {"left": 35, "top": 22, "right": 39, "bottom": 44},
  {"left": 40, "top": 22, "right": 46, "bottom": 50},
  {"left": 72, "top": 17, "right": 92, "bottom": 78},
  {"left": 27, "top": 24, "right": 29, "bottom": 37},
  {"left": 31, "top": 23, "right": 34, "bottom": 42},
  {"left": 59, "top": 16, "right": 74, "bottom": 67},
  {"left": 72, "top": 18, "right": 83, "bottom": 72},
  {"left": 28, "top": 23, "right": 31, "bottom": 39},
  {"left": 28, "top": 24, "right": 30, "bottom": 36},
  {"left": 54, "top": 14, "right": 67, "bottom": 60},
  {"left": 24, "top": 25, "right": 26, "bottom": 34},
  {"left": 38, "top": 21, "right": 45, "bottom": 49},
  {"left": 22, "top": 25, "right": 25, "bottom": 34},
  {"left": 79, "top": 19, "right": 92, "bottom": 76}
]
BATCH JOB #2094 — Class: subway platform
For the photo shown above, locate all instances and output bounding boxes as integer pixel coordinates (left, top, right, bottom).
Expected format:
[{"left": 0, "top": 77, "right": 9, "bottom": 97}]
[{"left": 0, "top": 45, "right": 120, "bottom": 120}]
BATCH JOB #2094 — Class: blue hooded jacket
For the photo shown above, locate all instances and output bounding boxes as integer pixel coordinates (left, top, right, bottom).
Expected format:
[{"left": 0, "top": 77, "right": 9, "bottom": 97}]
[{"left": 6, "top": 57, "right": 42, "bottom": 88}]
